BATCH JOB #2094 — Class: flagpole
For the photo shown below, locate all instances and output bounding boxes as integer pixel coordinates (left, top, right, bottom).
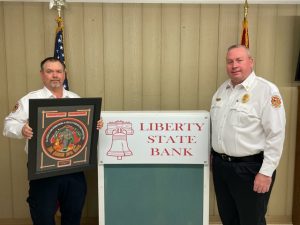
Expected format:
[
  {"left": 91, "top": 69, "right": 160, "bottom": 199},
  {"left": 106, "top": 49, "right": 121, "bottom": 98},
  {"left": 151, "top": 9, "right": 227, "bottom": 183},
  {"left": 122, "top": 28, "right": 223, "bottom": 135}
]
[
  {"left": 50, "top": 0, "right": 69, "bottom": 90},
  {"left": 244, "top": 0, "right": 248, "bottom": 19}
]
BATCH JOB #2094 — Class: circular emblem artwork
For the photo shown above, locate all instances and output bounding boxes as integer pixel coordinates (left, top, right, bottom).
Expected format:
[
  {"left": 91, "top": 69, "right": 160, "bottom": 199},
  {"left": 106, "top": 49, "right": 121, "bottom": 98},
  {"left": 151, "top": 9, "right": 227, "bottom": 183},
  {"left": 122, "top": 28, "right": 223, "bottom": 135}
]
[{"left": 41, "top": 118, "right": 88, "bottom": 160}]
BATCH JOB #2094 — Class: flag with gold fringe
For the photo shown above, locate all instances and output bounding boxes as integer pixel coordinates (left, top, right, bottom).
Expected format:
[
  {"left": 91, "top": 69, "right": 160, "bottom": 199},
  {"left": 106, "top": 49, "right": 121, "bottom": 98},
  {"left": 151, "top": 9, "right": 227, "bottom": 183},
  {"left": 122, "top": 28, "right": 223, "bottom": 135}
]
[
  {"left": 54, "top": 16, "right": 69, "bottom": 90},
  {"left": 241, "top": 0, "right": 249, "bottom": 48}
]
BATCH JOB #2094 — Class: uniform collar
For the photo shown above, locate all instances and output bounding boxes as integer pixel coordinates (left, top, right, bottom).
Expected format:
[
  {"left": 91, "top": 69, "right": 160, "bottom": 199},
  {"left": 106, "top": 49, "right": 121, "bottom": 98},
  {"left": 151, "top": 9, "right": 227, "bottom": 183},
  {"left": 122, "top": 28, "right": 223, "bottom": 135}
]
[
  {"left": 226, "top": 71, "right": 256, "bottom": 91},
  {"left": 240, "top": 71, "right": 256, "bottom": 91},
  {"left": 42, "top": 86, "right": 71, "bottom": 98}
]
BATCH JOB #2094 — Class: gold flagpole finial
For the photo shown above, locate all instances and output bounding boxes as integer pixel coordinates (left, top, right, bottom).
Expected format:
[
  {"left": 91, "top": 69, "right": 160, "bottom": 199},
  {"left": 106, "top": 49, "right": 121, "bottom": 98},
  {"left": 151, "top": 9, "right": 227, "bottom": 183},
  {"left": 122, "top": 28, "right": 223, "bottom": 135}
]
[
  {"left": 244, "top": 0, "right": 249, "bottom": 18},
  {"left": 49, "top": 0, "right": 66, "bottom": 18}
]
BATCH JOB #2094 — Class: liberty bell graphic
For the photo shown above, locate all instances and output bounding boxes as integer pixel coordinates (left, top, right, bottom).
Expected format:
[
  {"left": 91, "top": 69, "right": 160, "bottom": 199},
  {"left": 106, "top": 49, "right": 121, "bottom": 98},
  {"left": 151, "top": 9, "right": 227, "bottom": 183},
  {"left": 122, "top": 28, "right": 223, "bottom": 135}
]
[{"left": 105, "top": 120, "right": 134, "bottom": 160}]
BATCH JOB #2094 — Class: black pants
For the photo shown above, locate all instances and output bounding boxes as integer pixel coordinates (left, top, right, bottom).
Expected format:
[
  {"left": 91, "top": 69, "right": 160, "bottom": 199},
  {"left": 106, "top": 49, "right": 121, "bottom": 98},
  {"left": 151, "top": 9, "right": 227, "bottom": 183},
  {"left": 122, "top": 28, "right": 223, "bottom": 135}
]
[
  {"left": 27, "top": 172, "right": 87, "bottom": 225},
  {"left": 212, "top": 153, "right": 276, "bottom": 225}
]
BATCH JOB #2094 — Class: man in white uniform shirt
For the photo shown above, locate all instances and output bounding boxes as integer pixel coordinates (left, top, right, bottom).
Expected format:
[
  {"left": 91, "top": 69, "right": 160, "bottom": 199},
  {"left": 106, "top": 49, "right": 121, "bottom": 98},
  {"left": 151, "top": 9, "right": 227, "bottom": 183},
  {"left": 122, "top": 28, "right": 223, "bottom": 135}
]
[
  {"left": 3, "top": 57, "right": 103, "bottom": 225},
  {"left": 210, "top": 45, "right": 285, "bottom": 225}
]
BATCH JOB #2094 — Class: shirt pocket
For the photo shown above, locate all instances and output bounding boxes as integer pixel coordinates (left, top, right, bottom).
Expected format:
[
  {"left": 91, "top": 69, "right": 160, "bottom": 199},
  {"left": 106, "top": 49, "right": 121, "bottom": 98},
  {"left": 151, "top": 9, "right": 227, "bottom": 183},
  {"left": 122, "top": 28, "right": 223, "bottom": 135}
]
[
  {"left": 229, "top": 103, "right": 259, "bottom": 127},
  {"left": 210, "top": 101, "right": 223, "bottom": 121}
]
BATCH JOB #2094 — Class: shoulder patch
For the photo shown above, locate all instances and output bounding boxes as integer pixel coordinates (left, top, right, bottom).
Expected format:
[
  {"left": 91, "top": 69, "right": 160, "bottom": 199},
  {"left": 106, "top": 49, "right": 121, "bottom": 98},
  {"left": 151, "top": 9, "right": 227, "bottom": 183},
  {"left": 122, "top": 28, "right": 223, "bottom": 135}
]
[
  {"left": 12, "top": 102, "right": 20, "bottom": 112},
  {"left": 271, "top": 95, "right": 282, "bottom": 108}
]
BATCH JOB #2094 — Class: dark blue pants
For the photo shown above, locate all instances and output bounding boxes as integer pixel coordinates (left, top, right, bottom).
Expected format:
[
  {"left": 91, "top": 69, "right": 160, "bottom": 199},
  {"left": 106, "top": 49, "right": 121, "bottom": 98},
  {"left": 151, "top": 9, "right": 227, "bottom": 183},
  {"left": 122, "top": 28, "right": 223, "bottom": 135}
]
[
  {"left": 212, "top": 154, "right": 275, "bottom": 225},
  {"left": 27, "top": 172, "right": 87, "bottom": 225}
]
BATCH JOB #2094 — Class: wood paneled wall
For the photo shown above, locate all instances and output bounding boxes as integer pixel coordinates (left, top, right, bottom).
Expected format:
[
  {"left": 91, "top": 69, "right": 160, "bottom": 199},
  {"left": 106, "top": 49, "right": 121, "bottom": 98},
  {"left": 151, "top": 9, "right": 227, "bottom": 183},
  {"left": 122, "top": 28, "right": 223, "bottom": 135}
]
[{"left": 0, "top": 2, "right": 299, "bottom": 224}]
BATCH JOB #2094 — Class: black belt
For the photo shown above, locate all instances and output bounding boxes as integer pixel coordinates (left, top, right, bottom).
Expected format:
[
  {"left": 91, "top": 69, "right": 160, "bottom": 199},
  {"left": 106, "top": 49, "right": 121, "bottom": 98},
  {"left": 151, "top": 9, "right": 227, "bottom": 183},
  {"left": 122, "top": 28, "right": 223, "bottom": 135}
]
[{"left": 212, "top": 150, "right": 263, "bottom": 163}]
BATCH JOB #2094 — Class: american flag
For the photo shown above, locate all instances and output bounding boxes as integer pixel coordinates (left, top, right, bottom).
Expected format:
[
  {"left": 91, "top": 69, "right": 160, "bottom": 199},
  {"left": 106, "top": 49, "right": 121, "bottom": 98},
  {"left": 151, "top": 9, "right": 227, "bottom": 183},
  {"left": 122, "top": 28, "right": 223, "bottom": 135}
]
[
  {"left": 241, "top": 0, "right": 249, "bottom": 48},
  {"left": 54, "top": 16, "right": 69, "bottom": 90},
  {"left": 241, "top": 17, "right": 249, "bottom": 48}
]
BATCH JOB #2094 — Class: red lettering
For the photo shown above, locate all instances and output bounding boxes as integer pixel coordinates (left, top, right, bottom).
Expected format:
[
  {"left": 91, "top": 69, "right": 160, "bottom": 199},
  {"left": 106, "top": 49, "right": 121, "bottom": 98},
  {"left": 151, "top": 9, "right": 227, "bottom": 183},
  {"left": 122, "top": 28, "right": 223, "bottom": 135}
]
[
  {"left": 172, "top": 148, "right": 181, "bottom": 156},
  {"left": 165, "top": 136, "right": 176, "bottom": 143},
  {"left": 187, "top": 136, "right": 196, "bottom": 143},
  {"left": 147, "top": 135, "right": 197, "bottom": 144},
  {"left": 150, "top": 147, "right": 193, "bottom": 156},
  {"left": 156, "top": 123, "right": 164, "bottom": 131},
  {"left": 147, "top": 136, "right": 156, "bottom": 143},
  {"left": 151, "top": 148, "right": 160, "bottom": 156},
  {"left": 195, "top": 123, "right": 203, "bottom": 131},
  {"left": 175, "top": 123, "right": 184, "bottom": 131},
  {"left": 184, "top": 148, "right": 193, "bottom": 156},
  {"left": 161, "top": 148, "right": 171, "bottom": 156},
  {"left": 140, "top": 122, "right": 204, "bottom": 131}
]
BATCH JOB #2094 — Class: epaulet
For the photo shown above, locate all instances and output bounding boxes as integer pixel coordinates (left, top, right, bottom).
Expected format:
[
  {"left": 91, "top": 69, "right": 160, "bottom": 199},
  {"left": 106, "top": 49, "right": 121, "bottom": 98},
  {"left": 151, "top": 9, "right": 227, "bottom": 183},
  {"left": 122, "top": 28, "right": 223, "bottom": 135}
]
[
  {"left": 25, "top": 89, "right": 43, "bottom": 98},
  {"left": 27, "top": 90, "right": 40, "bottom": 95},
  {"left": 256, "top": 76, "right": 279, "bottom": 93}
]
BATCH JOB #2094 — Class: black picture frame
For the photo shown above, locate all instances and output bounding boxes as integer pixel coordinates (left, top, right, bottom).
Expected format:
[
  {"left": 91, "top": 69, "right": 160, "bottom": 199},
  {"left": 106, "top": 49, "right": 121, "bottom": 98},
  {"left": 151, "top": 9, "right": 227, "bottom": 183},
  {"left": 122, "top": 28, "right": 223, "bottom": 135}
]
[{"left": 28, "top": 97, "right": 101, "bottom": 180}]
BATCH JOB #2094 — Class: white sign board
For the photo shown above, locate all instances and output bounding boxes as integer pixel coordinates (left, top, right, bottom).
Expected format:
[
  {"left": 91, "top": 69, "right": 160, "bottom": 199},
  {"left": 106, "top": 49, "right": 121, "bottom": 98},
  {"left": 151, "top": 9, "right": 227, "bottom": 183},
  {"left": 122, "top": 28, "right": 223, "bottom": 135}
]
[{"left": 98, "top": 111, "right": 210, "bottom": 164}]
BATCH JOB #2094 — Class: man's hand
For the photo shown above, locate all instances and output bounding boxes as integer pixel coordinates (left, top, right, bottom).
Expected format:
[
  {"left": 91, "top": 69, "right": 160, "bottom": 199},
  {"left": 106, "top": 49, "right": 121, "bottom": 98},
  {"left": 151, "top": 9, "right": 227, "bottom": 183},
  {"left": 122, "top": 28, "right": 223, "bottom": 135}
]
[
  {"left": 253, "top": 173, "right": 272, "bottom": 193},
  {"left": 97, "top": 119, "right": 104, "bottom": 130},
  {"left": 22, "top": 123, "right": 33, "bottom": 139}
]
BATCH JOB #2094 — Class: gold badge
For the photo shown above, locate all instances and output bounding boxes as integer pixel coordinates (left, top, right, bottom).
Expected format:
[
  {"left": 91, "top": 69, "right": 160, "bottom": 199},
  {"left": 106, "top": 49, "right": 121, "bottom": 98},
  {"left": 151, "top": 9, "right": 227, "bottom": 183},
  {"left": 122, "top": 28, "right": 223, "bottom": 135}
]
[
  {"left": 242, "top": 94, "right": 250, "bottom": 103},
  {"left": 12, "top": 102, "right": 19, "bottom": 112},
  {"left": 271, "top": 95, "right": 282, "bottom": 108}
]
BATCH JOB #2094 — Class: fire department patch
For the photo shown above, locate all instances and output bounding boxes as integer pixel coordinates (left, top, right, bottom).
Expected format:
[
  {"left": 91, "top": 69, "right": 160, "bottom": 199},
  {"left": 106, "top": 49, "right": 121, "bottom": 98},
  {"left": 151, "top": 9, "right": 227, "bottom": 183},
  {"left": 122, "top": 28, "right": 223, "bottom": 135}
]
[
  {"left": 12, "top": 102, "right": 19, "bottom": 112},
  {"left": 271, "top": 95, "right": 282, "bottom": 108},
  {"left": 41, "top": 118, "right": 88, "bottom": 160}
]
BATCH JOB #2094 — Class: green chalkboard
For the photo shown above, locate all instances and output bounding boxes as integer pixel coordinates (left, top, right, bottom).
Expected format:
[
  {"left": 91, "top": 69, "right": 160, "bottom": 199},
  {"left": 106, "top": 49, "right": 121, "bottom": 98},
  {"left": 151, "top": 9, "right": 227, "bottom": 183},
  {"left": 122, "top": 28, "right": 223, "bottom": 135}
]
[{"left": 104, "top": 164, "right": 204, "bottom": 225}]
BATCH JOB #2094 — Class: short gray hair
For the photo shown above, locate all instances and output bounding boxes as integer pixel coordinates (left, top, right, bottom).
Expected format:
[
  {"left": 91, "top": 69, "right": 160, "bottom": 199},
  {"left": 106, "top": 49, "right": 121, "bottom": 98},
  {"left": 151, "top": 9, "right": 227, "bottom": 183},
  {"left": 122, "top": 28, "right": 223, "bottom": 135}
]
[{"left": 227, "top": 44, "right": 252, "bottom": 58}]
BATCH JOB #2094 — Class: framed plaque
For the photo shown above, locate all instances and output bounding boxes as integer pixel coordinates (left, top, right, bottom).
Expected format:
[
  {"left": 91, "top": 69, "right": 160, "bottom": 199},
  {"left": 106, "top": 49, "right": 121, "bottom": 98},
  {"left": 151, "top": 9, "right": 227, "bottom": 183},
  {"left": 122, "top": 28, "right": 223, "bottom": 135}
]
[{"left": 28, "top": 98, "right": 102, "bottom": 180}]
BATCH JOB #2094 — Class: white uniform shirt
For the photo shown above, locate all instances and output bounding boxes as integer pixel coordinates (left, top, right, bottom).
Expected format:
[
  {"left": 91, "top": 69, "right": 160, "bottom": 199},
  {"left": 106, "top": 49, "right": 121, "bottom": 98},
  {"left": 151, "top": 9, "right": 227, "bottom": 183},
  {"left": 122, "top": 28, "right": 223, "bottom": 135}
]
[
  {"left": 3, "top": 86, "right": 80, "bottom": 153},
  {"left": 210, "top": 72, "right": 286, "bottom": 177}
]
